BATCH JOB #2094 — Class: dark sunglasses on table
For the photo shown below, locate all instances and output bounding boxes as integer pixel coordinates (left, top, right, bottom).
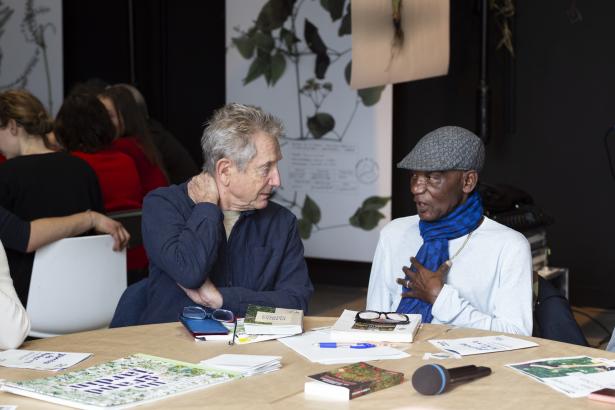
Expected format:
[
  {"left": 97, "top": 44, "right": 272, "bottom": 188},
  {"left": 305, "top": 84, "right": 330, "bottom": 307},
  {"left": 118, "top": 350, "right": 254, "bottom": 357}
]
[
  {"left": 181, "top": 306, "right": 238, "bottom": 345},
  {"left": 354, "top": 310, "right": 410, "bottom": 325}
]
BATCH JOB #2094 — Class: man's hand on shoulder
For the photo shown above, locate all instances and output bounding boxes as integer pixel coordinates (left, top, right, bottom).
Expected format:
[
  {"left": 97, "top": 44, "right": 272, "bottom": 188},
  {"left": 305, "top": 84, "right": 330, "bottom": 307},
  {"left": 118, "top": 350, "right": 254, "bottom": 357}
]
[
  {"left": 396, "top": 257, "right": 449, "bottom": 304},
  {"left": 179, "top": 278, "right": 223, "bottom": 309},
  {"left": 188, "top": 172, "right": 219, "bottom": 205}
]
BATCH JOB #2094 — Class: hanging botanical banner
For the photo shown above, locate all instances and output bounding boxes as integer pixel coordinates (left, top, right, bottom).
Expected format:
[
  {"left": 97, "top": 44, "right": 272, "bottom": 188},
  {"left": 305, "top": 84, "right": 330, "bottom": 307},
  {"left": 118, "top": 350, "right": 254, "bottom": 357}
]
[
  {"left": 0, "top": 0, "right": 63, "bottom": 114},
  {"left": 226, "top": 0, "right": 392, "bottom": 262}
]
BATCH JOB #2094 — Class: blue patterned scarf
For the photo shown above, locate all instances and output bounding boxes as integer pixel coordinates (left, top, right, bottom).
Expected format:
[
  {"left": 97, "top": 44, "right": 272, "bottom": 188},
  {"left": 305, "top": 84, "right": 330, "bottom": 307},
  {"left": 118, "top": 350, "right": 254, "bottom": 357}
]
[{"left": 396, "top": 191, "right": 483, "bottom": 322}]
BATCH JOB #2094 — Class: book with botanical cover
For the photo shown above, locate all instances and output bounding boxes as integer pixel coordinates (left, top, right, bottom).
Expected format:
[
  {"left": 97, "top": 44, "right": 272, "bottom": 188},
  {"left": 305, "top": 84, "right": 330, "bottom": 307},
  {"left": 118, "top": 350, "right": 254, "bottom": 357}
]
[
  {"left": 0, "top": 353, "right": 241, "bottom": 409},
  {"left": 330, "top": 309, "right": 422, "bottom": 343},
  {"left": 304, "top": 362, "right": 404, "bottom": 400},
  {"left": 243, "top": 304, "right": 303, "bottom": 335}
]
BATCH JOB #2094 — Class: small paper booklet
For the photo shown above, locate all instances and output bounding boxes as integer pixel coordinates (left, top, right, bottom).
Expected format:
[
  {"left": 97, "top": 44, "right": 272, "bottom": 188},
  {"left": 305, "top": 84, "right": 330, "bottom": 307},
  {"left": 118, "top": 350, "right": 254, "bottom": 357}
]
[
  {"left": 243, "top": 304, "right": 303, "bottom": 335},
  {"left": 200, "top": 354, "right": 282, "bottom": 376},
  {"left": 330, "top": 309, "right": 422, "bottom": 343},
  {"left": 0, "top": 350, "right": 92, "bottom": 372},
  {"left": 0, "top": 353, "right": 241, "bottom": 409},
  {"left": 304, "top": 362, "right": 404, "bottom": 400},
  {"left": 506, "top": 356, "right": 615, "bottom": 398},
  {"left": 429, "top": 335, "right": 538, "bottom": 356},
  {"left": 279, "top": 329, "right": 409, "bottom": 365}
]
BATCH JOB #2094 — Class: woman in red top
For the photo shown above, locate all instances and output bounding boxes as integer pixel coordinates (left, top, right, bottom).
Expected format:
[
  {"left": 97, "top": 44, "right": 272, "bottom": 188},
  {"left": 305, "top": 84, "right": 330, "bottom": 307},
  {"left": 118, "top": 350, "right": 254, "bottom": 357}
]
[
  {"left": 99, "top": 86, "right": 168, "bottom": 195},
  {"left": 54, "top": 93, "right": 142, "bottom": 212}
]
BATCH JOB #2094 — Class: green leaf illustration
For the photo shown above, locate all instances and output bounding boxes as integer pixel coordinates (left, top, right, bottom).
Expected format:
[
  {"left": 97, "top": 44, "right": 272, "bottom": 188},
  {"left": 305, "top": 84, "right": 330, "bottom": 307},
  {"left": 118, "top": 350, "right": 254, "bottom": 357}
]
[
  {"left": 302, "top": 195, "right": 322, "bottom": 224},
  {"left": 304, "top": 19, "right": 331, "bottom": 78},
  {"left": 344, "top": 61, "right": 351, "bottom": 85},
  {"left": 320, "top": 0, "right": 345, "bottom": 21},
  {"left": 361, "top": 196, "right": 390, "bottom": 211},
  {"left": 307, "top": 113, "right": 335, "bottom": 139},
  {"left": 256, "top": 0, "right": 294, "bottom": 32},
  {"left": 280, "top": 27, "right": 300, "bottom": 52},
  {"left": 298, "top": 218, "right": 312, "bottom": 239},
  {"left": 254, "top": 31, "right": 275, "bottom": 53},
  {"left": 338, "top": 3, "right": 351, "bottom": 36},
  {"left": 349, "top": 209, "right": 385, "bottom": 230},
  {"left": 358, "top": 86, "right": 385, "bottom": 106},
  {"left": 269, "top": 51, "right": 287, "bottom": 85},
  {"left": 244, "top": 55, "right": 267, "bottom": 85},
  {"left": 232, "top": 35, "right": 255, "bottom": 59}
]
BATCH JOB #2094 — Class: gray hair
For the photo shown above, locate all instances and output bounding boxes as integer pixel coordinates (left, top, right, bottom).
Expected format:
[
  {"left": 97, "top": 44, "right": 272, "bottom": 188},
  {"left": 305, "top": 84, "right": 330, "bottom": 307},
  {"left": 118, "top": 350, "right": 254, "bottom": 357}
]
[{"left": 201, "top": 103, "right": 284, "bottom": 174}]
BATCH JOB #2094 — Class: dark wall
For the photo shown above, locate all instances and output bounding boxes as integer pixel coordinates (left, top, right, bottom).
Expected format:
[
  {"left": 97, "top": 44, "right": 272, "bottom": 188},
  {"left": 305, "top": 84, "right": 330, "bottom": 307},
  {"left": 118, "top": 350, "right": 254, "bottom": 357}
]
[
  {"left": 393, "top": 1, "right": 615, "bottom": 307},
  {"left": 63, "top": 1, "right": 615, "bottom": 307},
  {"left": 63, "top": 0, "right": 225, "bottom": 166}
]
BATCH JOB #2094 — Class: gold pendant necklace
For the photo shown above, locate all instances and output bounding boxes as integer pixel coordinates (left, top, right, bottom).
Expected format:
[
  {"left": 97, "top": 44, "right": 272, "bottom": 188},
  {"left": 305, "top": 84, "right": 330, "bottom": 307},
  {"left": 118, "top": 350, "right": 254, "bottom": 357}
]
[{"left": 445, "top": 231, "right": 473, "bottom": 267}]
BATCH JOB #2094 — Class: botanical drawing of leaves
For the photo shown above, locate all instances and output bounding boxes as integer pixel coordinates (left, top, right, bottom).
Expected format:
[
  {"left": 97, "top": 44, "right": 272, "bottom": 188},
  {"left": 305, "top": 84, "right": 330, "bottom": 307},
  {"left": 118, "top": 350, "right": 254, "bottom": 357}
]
[
  {"left": 269, "top": 51, "right": 287, "bottom": 86},
  {"left": 358, "top": 86, "right": 385, "bottom": 106},
  {"left": 302, "top": 195, "right": 321, "bottom": 224},
  {"left": 254, "top": 31, "right": 274, "bottom": 53},
  {"left": 307, "top": 113, "right": 335, "bottom": 139},
  {"left": 232, "top": 35, "right": 255, "bottom": 59},
  {"left": 344, "top": 60, "right": 351, "bottom": 85},
  {"left": 244, "top": 51, "right": 271, "bottom": 85},
  {"left": 280, "top": 27, "right": 300, "bottom": 52},
  {"left": 361, "top": 196, "right": 390, "bottom": 211},
  {"left": 320, "top": 0, "right": 345, "bottom": 21},
  {"left": 298, "top": 218, "right": 312, "bottom": 239},
  {"left": 304, "top": 19, "right": 330, "bottom": 78},
  {"left": 349, "top": 209, "right": 385, "bottom": 230},
  {"left": 338, "top": 2, "right": 351, "bottom": 36},
  {"left": 256, "top": 0, "right": 295, "bottom": 32}
]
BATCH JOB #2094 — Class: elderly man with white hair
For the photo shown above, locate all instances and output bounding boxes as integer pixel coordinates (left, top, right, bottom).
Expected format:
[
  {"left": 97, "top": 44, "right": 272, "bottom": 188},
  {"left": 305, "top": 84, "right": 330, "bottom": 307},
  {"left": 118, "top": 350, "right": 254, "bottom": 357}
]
[{"left": 367, "top": 126, "right": 533, "bottom": 335}]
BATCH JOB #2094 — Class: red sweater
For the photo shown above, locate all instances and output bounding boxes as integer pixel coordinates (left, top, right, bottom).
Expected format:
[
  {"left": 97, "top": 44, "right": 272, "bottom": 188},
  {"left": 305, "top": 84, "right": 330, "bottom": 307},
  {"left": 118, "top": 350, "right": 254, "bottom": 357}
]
[
  {"left": 111, "top": 137, "right": 168, "bottom": 196},
  {"left": 72, "top": 150, "right": 142, "bottom": 212}
]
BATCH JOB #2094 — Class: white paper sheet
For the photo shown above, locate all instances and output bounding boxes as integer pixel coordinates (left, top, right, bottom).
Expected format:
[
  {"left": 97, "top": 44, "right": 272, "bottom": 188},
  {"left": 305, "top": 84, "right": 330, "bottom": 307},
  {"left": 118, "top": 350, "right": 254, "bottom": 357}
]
[
  {"left": 0, "top": 349, "right": 92, "bottom": 371},
  {"left": 279, "top": 329, "right": 409, "bottom": 364},
  {"left": 429, "top": 335, "right": 538, "bottom": 356},
  {"left": 200, "top": 354, "right": 282, "bottom": 376}
]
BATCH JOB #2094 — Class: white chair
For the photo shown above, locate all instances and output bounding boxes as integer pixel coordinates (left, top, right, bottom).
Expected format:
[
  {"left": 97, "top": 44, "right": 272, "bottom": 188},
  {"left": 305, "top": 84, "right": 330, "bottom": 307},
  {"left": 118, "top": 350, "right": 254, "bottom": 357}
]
[{"left": 27, "top": 235, "right": 127, "bottom": 338}]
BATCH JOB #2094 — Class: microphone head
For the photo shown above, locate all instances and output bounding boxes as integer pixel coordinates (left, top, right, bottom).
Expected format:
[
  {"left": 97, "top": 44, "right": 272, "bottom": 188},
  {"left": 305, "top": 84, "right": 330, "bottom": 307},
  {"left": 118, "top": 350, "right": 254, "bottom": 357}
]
[{"left": 412, "top": 364, "right": 450, "bottom": 395}]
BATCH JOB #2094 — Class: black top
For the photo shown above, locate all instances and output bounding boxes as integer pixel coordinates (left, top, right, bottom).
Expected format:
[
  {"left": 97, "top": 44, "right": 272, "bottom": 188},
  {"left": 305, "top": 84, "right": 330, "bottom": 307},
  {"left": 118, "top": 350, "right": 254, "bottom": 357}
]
[
  {"left": 0, "top": 206, "right": 29, "bottom": 252},
  {"left": 0, "top": 152, "right": 104, "bottom": 305}
]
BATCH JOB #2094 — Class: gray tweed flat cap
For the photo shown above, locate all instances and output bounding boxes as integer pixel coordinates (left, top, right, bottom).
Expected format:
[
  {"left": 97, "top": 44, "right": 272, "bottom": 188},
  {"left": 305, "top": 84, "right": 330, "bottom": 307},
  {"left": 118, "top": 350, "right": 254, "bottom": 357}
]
[{"left": 397, "top": 126, "right": 485, "bottom": 172}]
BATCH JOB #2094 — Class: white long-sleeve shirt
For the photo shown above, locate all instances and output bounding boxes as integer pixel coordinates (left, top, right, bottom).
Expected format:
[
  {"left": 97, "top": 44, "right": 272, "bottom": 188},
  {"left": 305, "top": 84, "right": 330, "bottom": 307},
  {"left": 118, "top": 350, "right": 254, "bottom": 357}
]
[
  {"left": 0, "top": 240, "right": 30, "bottom": 349},
  {"left": 366, "top": 215, "right": 533, "bottom": 335}
]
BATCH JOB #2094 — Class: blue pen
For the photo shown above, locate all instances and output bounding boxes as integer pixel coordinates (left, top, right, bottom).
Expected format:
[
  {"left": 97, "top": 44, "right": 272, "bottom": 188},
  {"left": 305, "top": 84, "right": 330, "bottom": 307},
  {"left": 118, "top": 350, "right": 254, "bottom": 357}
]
[{"left": 317, "top": 342, "right": 376, "bottom": 349}]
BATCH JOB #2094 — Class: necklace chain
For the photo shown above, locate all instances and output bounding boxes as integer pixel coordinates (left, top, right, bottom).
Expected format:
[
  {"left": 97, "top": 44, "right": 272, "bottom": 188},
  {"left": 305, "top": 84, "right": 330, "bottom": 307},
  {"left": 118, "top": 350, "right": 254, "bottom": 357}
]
[{"left": 446, "top": 230, "right": 474, "bottom": 265}]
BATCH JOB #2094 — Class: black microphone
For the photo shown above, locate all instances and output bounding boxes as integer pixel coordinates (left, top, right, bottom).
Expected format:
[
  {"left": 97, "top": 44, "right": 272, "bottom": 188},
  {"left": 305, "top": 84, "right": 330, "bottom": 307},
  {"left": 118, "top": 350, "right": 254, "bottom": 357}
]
[{"left": 412, "top": 364, "right": 492, "bottom": 395}]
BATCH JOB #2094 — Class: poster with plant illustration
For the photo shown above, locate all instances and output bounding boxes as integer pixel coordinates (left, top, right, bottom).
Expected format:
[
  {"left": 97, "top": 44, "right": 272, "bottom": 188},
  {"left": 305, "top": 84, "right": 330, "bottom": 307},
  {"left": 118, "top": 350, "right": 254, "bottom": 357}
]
[
  {"left": 0, "top": 0, "right": 62, "bottom": 114},
  {"left": 226, "top": 0, "right": 392, "bottom": 262}
]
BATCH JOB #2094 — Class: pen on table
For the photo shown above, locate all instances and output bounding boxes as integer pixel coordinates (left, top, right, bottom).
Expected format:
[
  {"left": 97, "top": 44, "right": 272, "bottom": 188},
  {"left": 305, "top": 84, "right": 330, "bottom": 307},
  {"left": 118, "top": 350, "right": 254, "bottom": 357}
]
[{"left": 316, "top": 342, "right": 376, "bottom": 349}]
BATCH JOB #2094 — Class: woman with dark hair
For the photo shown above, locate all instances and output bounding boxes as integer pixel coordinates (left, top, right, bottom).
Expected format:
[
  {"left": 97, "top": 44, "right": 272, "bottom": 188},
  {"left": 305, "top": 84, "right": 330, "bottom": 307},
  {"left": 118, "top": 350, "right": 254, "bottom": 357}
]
[
  {"left": 54, "top": 93, "right": 142, "bottom": 212},
  {"left": 99, "top": 86, "right": 168, "bottom": 195},
  {"left": 0, "top": 89, "right": 104, "bottom": 304}
]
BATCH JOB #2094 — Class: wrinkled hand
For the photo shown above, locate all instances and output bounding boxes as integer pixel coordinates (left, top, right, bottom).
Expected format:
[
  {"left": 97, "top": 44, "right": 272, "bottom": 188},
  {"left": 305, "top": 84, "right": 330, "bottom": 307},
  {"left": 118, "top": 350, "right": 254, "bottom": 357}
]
[
  {"left": 396, "top": 257, "right": 449, "bottom": 304},
  {"left": 90, "top": 211, "right": 130, "bottom": 251},
  {"left": 179, "top": 278, "right": 223, "bottom": 309},
  {"left": 188, "top": 172, "right": 219, "bottom": 205}
]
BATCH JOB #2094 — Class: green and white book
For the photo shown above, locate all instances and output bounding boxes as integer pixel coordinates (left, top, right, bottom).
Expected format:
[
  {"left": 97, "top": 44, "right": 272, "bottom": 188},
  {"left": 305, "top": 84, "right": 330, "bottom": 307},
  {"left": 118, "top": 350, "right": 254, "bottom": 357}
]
[
  {"left": 1, "top": 353, "right": 241, "bottom": 409},
  {"left": 243, "top": 304, "right": 303, "bottom": 335}
]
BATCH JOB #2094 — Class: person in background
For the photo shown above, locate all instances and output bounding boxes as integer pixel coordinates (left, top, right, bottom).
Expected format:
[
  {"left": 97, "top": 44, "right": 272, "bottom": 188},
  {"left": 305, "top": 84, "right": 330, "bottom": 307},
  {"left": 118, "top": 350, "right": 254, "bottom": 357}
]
[
  {"left": 116, "top": 83, "right": 199, "bottom": 185},
  {"left": 0, "top": 89, "right": 105, "bottom": 305},
  {"left": 115, "top": 103, "right": 313, "bottom": 325},
  {"left": 366, "top": 126, "right": 533, "bottom": 335},
  {"left": 99, "top": 86, "right": 168, "bottom": 195},
  {"left": 54, "top": 93, "right": 142, "bottom": 212},
  {"left": 0, "top": 206, "right": 129, "bottom": 350}
]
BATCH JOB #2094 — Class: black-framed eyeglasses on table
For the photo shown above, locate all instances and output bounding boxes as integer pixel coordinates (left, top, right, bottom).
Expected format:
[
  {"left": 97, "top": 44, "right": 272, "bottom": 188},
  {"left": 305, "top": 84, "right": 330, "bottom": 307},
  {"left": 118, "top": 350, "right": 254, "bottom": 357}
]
[
  {"left": 181, "top": 306, "right": 238, "bottom": 345},
  {"left": 355, "top": 310, "right": 410, "bottom": 325}
]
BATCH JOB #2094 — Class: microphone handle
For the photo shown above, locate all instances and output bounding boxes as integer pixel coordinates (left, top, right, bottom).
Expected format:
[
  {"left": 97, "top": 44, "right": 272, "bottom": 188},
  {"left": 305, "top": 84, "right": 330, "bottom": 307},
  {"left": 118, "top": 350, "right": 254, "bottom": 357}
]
[{"left": 448, "top": 365, "right": 492, "bottom": 384}]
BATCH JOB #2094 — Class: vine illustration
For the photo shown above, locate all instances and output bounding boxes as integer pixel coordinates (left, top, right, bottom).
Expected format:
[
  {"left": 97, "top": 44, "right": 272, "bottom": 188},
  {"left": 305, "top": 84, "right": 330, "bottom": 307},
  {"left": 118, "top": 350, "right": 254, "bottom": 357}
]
[
  {"left": 230, "top": 0, "right": 390, "bottom": 239},
  {"left": 0, "top": 0, "right": 55, "bottom": 113}
]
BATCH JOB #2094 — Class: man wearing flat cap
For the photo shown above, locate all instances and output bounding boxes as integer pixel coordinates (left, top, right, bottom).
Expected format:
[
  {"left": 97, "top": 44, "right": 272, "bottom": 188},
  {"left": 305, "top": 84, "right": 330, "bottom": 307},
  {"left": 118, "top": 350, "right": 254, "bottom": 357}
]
[{"left": 366, "top": 126, "right": 532, "bottom": 335}]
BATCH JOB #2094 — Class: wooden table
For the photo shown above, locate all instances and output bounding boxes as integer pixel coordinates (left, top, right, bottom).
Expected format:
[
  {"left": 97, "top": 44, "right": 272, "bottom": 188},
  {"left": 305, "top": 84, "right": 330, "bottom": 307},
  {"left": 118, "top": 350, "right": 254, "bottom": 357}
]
[{"left": 1, "top": 317, "right": 613, "bottom": 409}]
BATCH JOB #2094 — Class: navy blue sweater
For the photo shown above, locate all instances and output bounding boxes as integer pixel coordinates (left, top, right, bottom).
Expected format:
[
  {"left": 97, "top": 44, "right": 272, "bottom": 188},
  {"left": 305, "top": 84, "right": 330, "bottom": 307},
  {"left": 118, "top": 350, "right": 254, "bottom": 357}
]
[{"left": 138, "top": 183, "right": 313, "bottom": 324}]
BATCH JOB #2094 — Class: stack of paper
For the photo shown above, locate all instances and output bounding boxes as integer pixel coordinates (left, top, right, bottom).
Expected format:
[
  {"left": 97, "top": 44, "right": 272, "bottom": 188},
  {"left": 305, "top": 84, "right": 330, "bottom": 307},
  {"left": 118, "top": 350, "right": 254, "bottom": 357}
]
[
  {"left": 200, "top": 354, "right": 282, "bottom": 376},
  {"left": 429, "top": 335, "right": 538, "bottom": 356},
  {"left": 0, "top": 350, "right": 92, "bottom": 372},
  {"left": 279, "top": 329, "right": 409, "bottom": 365}
]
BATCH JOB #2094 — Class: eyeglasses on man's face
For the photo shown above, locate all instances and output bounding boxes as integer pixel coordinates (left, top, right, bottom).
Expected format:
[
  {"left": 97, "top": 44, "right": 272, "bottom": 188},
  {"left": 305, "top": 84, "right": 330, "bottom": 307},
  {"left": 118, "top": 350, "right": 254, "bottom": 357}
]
[{"left": 355, "top": 310, "right": 410, "bottom": 325}]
